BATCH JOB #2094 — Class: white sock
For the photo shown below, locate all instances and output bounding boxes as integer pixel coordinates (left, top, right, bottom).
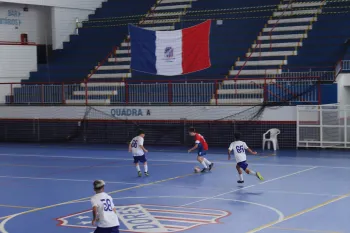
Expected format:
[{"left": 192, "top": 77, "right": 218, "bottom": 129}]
[
  {"left": 248, "top": 170, "right": 256, "bottom": 176},
  {"left": 136, "top": 165, "right": 140, "bottom": 172},
  {"left": 144, "top": 164, "right": 148, "bottom": 173},
  {"left": 203, "top": 158, "right": 212, "bottom": 165},
  {"left": 201, "top": 161, "right": 208, "bottom": 169},
  {"left": 239, "top": 174, "right": 244, "bottom": 181}
]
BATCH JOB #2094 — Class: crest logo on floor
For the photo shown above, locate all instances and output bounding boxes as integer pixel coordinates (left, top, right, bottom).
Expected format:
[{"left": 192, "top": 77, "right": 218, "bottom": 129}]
[{"left": 56, "top": 204, "right": 230, "bottom": 232}]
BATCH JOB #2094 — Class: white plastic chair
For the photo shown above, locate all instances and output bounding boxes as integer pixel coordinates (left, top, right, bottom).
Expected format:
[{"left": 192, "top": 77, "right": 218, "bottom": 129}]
[{"left": 262, "top": 128, "right": 280, "bottom": 150}]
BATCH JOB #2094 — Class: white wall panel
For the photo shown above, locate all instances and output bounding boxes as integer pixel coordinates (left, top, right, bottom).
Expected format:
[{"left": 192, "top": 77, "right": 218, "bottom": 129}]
[
  {"left": 0, "top": 44, "right": 37, "bottom": 78},
  {"left": 0, "top": 105, "right": 297, "bottom": 121},
  {"left": 0, "top": 0, "right": 105, "bottom": 10},
  {"left": 0, "top": 2, "right": 51, "bottom": 44},
  {"left": 51, "top": 7, "right": 92, "bottom": 50},
  {"left": 0, "top": 44, "right": 37, "bottom": 100}
]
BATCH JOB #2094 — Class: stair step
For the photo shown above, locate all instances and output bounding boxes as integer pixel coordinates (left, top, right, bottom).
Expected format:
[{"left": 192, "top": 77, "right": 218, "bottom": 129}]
[
  {"left": 217, "top": 89, "right": 263, "bottom": 95},
  {"left": 108, "top": 57, "right": 131, "bottom": 62},
  {"left": 235, "top": 60, "right": 287, "bottom": 66},
  {"left": 74, "top": 91, "right": 118, "bottom": 96},
  {"left": 158, "top": 0, "right": 197, "bottom": 3},
  {"left": 273, "top": 9, "right": 321, "bottom": 17},
  {"left": 147, "top": 12, "right": 185, "bottom": 17},
  {"left": 66, "top": 99, "right": 111, "bottom": 105},
  {"left": 142, "top": 25, "right": 175, "bottom": 31},
  {"left": 121, "top": 42, "right": 131, "bottom": 47},
  {"left": 263, "top": 25, "right": 311, "bottom": 32},
  {"left": 97, "top": 65, "right": 130, "bottom": 70},
  {"left": 258, "top": 34, "right": 307, "bottom": 40},
  {"left": 252, "top": 42, "right": 302, "bottom": 48},
  {"left": 142, "top": 18, "right": 179, "bottom": 24},
  {"left": 152, "top": 4, "right": 191, "bottom": 10},
  {"left": 268, "top": 17, "right": 316, "bottom": 24},
  {"left": 278, "top": 2, "right": 326, "bottom": 9},
  {"left": 115, "top": 50, "right": 130, "bottom": 55},
  {"left": 229, "top": 69, "right": 282, "bottom": 75},
  {"left": 90, "top": 73, "right": 132, "bottom": 79},
  {"left": 81, "top": 82, "right": 125, "bottom": 88},
  {"left": 210, "top": 98, "right": 263, "bottom": 105},
  {"left": 246, "top": 51, "right": 297, "bottom": 57},
  {"left": 222, "top": 79, "right": 276, "bottom": 85}
]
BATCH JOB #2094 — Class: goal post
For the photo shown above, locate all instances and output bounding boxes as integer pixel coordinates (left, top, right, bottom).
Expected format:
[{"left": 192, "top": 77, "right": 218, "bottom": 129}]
[{"left": 297, "top": 104, "right": 350, "bottom": 148}]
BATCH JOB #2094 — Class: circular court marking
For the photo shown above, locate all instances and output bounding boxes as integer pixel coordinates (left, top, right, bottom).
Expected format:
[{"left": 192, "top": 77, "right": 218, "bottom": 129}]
[{"left": 0, "top": 195, "right": 284, "bottom": 233}]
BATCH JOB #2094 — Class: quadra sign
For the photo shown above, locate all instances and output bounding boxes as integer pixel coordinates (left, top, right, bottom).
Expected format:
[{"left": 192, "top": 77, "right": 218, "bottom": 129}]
[{"left": 111, "top": 108, "right": 151, "bottom": 117}]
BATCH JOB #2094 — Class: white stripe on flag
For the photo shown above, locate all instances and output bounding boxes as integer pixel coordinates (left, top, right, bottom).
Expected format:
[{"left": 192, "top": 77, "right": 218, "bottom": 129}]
[{"left": 155, "top": 30, "right": 183, "bottom": 76}]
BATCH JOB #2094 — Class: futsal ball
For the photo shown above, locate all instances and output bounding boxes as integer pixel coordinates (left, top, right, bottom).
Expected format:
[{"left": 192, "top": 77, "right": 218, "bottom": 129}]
[{"left": 194, "top": 166, "right": 201, "bottom": 173}]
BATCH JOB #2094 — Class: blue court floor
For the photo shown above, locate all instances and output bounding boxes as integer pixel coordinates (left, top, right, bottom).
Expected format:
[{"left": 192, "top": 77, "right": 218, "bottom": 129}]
[{"left": 0, "top": 143, "right": 349, "bottom": 233}]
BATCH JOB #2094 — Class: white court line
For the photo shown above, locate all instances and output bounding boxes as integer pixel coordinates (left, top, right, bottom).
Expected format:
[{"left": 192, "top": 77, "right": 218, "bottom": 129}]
[
  {"left": 113, "top": 196, "right": 285, "bottom": 222},
  {"left": 1, "top": 153, "right": 350, "bottom": 169},
  {"left": 180, "top": 167, "right": 318, "bottom": 207},
  {"left": 1, "top": 174, "right": 337, "bottom": 198},
  {"left": 247, "top": 192, "right": 350, "bottom": 233},
  {"left": 70, "top": 195, "right": 284, "bottom": 223},
  {"left": 0, "top": 175, "right": 340, "bottom": 197},
  {"left": 0, "top": 176, "right": 141, "bottom": 185},
  {"left": 253, "top": 190, "right": 342, "bottom": 197}
]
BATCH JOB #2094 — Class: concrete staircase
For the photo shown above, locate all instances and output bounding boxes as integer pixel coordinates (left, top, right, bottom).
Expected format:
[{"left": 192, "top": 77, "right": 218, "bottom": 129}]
[
  {"left": 212, "top": 0, "right": 326, "bottom": 105},
  {"left": 67, "top": 0, "right": 195, "bottom": 104}
]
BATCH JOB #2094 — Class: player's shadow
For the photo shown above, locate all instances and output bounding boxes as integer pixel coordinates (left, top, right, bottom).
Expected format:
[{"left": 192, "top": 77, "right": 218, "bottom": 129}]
[{"left": 235, "top": 188, "right": 263, "bottom": 196}]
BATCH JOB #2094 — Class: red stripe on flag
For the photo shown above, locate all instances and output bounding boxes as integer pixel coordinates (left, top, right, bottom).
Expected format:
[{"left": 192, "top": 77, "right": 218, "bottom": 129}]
[{"left": 182, "top": 20, "right": 211, "bottom": 74}]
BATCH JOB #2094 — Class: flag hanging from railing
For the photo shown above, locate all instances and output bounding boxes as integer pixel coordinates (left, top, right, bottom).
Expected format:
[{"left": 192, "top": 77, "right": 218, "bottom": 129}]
[{"left": 128, "top": 20, "right": 211, "bottom": 76}]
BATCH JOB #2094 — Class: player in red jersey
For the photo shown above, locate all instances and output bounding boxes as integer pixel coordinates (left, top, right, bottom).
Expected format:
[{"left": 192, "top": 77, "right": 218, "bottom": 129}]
[{"left": 188, "top": 127, "right": 214, "bottom": 172}]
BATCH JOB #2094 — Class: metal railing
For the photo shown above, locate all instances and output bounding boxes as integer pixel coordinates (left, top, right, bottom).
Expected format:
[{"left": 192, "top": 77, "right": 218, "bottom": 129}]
[
  {"left": 0, "top": 77, "right": 320, "bottom": 106},
  {"left": 268, "top": 70, "right": 335, "bottom": 81},
  {"left": 340, "top": 60, "right": 350, "bottom": 71}
]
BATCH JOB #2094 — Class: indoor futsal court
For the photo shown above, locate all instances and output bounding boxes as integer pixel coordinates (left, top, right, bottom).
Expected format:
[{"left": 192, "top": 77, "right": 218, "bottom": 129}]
[
  {"left": 1, "top": 0, "right": 350, "bottom": 233},
  {"left": 0, "top": 143, "right": 349, "bottom": 233}
]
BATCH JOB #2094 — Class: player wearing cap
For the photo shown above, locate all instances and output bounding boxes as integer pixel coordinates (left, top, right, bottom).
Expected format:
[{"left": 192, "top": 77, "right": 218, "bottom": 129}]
[{"left": 91, "top": 180, "right": 120, "bottom": 233}]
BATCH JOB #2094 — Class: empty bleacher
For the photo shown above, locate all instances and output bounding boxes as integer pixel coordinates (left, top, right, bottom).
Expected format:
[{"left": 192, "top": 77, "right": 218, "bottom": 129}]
[{"left": 6, "top": 0, "right": 344, "bottom": 105}]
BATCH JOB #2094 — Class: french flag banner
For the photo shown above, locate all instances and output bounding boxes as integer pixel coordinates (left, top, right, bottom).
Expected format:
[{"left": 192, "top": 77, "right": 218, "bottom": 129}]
[{"left": 129, "top": 20, "right": 211, "bottom": 76}]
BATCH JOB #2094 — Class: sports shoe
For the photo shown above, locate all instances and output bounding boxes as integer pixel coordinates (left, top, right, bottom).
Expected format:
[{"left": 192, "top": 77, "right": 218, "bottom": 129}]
[
  {"left": 256, "top": 172, "right": 264, "bottom": 181},
  {"left": 208, "top": 163, "right": 214, "bottom": 171},
  {"left": 201, "top": 168, "right": 208, "bottom": 173},
  {"left": 144, "top": 172, "right": 149, "bottom": 176},
  {"left": 237, "top": 180, "right": 244, "bottom": 184},
  {"left": 138, "top": 171, "right": 142, "bottom": 177}
]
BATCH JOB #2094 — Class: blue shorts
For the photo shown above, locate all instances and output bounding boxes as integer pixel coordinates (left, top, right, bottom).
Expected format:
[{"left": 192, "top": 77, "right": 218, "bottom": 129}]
[
  {"left": 133, "top": 155, "right": 147, "bottom": 163},
  {"left": 197, "top": 144, "right": 207, "bottom": 156},
  {"left": 94, "top": 226, "right": 119, "bottom": 233},
  {"left": 237, "top": 161, "right": 248, "bottom": 170}
]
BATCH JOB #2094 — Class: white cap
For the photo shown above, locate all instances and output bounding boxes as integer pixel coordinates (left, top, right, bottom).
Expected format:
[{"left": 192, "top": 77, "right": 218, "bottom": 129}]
[{"left": 93, "top": 180, "right": 105, "bottom": 189}]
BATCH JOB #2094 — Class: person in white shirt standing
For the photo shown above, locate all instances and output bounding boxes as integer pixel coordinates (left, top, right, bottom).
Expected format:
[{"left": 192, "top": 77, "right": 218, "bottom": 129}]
[
  {"left": 91, "top": 180, "right": 120, "bottom": 233},
  {"left": 228, "top": 133, "right": 264, "bottom": 184},
  {"left": 129, "top": 130, "right": 149, "bottom": 177}
]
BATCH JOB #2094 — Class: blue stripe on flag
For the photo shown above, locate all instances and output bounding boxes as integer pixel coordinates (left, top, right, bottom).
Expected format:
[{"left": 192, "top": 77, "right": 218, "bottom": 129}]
[{"left": 129, "top": 24, "right": 157, "bottom": 74}]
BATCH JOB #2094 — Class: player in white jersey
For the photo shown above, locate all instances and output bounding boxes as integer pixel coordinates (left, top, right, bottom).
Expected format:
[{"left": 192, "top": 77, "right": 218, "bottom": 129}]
[
  {"left": 228, "top": 133, "right": 264, "bottom": 183},
  {"left": 91, "top": 180, "right": 120, "bottom": 233},
  {"left": 129, "top": 130, "right": 149, "bottom": 177}
]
